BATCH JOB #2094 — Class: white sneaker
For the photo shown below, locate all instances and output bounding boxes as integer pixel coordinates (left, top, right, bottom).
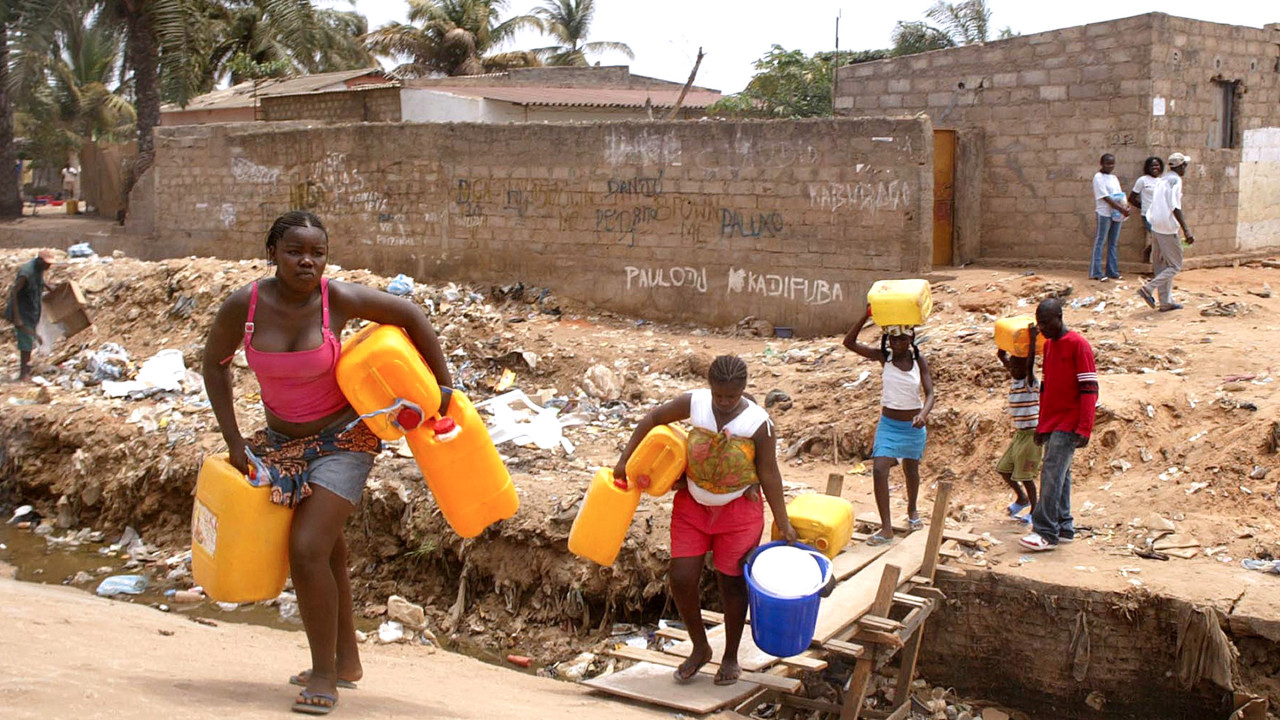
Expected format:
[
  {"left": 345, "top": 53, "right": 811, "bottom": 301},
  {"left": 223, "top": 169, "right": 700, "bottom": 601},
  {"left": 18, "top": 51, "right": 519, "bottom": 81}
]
[{"left": 1019, "top": 533, "right": 1057, "bottom": 551}]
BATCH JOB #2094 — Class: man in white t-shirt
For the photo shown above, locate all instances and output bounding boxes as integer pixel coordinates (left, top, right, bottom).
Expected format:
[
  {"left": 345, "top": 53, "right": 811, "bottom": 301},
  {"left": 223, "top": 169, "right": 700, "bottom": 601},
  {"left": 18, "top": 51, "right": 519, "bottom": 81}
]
[
  {"left": 1090, "top": 153, "right": 1130, "bottom": 281},
  {"left": 1137, "top": 152, "right": 1196, "bottom": 312}
]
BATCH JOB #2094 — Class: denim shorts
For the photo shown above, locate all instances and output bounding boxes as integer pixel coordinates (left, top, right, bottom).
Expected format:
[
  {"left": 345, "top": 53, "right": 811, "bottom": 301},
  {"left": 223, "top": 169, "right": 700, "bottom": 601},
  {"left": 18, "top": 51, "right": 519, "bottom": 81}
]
[{"left": 263, "top": 426, "right": 377, "bottom": 505}]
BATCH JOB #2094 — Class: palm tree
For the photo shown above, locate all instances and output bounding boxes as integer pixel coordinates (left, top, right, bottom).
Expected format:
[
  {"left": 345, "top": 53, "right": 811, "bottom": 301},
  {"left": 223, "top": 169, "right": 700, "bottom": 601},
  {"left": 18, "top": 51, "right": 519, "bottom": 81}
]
[
  {"left": 924, "top": 0, "right": 991, "bottom": 45},
  {"left": 532, "top": 0, "right": 631, "bottom": 67},
  {"left": 20, "top": 0, "right": 319, "bottom": 158},
  {"left": 1, "top": 4, "right": 24, "bottom": 217},
  {"left": 197, "top": 0, "right": 374, "bottom": 89},
  {"left": 364, "top": 0, "right": 543, "bottom": 78}
]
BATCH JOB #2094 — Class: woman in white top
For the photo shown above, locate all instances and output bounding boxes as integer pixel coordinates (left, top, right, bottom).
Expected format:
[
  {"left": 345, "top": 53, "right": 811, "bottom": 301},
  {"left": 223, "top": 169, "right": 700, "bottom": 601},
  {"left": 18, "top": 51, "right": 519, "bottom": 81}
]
[
  {"left": 843, "top": 306, "right": 935, "bottom": 545},
  {"left": 614, "top": 355, "right": 796, "bottom": 686},
  {"left": 1090, "top": 153, "right": 1131, "bottom": 281},
  {"left": 1127, "top": 156, "right": 1165, "bottom": 265}
]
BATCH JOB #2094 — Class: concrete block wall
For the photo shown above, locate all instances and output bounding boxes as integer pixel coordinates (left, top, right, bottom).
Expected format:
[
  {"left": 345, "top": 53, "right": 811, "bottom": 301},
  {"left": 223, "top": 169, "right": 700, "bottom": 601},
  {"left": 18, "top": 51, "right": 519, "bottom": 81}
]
[
  {"left": 262, "top": 86, "right": 403, "bottom": 123},
  {"left": 1149, "top": 15, "right": 1280, "bottom": 256},
  {"left": 837, "top": 13, "right": 1280, "bottom": 265},
  {"left": 143, "top": 118, "right": 933, "bottom": 335}
]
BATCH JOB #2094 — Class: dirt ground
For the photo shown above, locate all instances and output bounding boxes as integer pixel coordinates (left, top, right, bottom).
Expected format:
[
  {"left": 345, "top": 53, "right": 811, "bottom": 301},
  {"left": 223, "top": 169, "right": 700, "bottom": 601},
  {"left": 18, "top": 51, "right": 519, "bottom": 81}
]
[
  {"left": 0, "top": 576, "right": 673, "bottom": 720},
  {"left": 1, "top": 245, "right": 1279, "bottom": 713}
]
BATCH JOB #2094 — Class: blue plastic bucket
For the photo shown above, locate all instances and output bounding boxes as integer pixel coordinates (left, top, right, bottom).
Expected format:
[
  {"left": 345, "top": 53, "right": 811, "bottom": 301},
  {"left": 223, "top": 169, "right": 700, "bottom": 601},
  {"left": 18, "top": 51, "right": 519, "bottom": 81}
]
[{"left": 744, "top": 541, "right": 834, "bottom": 657}]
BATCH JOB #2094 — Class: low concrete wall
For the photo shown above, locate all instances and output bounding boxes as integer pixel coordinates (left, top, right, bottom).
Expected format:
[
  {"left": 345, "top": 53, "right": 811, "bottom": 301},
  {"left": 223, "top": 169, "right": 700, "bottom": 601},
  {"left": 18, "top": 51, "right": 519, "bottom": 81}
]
[{"left": 137, "top": 118, "right": 934, "bottom": 335}]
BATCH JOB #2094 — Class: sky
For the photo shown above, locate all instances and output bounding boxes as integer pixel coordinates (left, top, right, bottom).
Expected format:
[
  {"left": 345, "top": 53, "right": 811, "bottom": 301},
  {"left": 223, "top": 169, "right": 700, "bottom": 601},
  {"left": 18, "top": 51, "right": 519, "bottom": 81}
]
[{"left": 326, "top": 1, "right": 1278, "bottom": 94}]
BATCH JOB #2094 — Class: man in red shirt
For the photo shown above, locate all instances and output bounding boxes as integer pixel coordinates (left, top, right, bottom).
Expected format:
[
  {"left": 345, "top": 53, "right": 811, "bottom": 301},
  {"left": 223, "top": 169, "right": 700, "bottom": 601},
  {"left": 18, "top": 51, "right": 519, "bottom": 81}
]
[{"left": 1020, "top": 298, "right": 1097, "bottom": 551}]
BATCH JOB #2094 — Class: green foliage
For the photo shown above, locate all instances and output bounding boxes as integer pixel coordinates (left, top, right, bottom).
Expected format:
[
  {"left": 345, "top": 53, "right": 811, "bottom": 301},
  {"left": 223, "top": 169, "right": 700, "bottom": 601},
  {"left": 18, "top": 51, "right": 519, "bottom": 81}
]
[
  {"left": 226, "top": 51, "right": 293, "bottom": 81},
  {"left": 891, "top": 0, "right": 1009, "bottom": 56},
  {"left": 533, "top": 0, "right": 632, "bottom": 67},
  {"left": 708, "top": 46, "right": 838, "bottom": 119},
  {"left": 365, "top": 0, "right": 544, "bottom": 77}
]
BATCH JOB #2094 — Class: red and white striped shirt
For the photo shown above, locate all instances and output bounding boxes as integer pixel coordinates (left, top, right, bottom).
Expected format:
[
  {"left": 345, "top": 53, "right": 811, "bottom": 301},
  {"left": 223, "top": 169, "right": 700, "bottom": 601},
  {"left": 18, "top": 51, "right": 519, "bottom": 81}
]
[{"left": 1037, "top": 330, "right": 1098, "bottom": 438}]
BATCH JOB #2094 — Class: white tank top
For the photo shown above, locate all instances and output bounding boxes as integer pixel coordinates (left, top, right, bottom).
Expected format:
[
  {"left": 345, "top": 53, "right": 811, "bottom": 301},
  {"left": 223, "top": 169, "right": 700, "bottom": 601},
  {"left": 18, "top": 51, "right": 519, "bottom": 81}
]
[
  {"left": 881, "top": 355, "right": 923, "bottom": 411},
  {"left": 686, "top": 389, "right": 771, "bottom": 507}
]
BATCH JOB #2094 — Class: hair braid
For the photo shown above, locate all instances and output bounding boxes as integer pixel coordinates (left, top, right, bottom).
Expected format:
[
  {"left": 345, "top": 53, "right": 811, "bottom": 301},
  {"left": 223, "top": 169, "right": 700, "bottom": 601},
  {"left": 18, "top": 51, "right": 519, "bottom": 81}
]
[
  {"left": 265, "top": 211, "right": 327, "bottom": 255},
  {"left": 708, "top": 354, "right": 748, "bottom": 385}
]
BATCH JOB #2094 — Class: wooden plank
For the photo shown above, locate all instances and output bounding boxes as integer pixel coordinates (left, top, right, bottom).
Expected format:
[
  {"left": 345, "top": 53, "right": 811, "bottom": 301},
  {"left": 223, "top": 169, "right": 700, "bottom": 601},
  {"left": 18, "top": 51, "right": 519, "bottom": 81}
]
[
  {"left": 607, "top": 647, "right": 802, "bottom": 693},
  {"left": 854, "top": 513, "right": 978, "bottom": 545},
  {"left": 831, "top": 536, "right": 898, "bottom": 581},
  {"left": 701, "top": 609, "right": 726, "bottom": 625},
  {"left": 850, "top": 628, "right": 905, "bottom": 649},
  {"left": 892, "top": 593, "right": 926, "bottom": 609},
  {"left": 822, "top": 638, "right": 868, "bottom": 659},
  {"left": 918, "top": 482, "right": 951, "bottom": 582},
  {"left": 582, "top": 662, "right": 761, "bottom": 714},
  {"left": 911, "top": 586, "right": 946, "bottom": 602},
  {"left": 813, "top": 530, "right": 931, "bottom": 644},
  {"left": 859, "top": 614, "right": 905, "bottom": 632},
  {"left": 779, "top": 655, "right": 828, "bottom": 671},
  {"left": 656, "top": 627, "right": 691, "bottom": 642},
  {"left": 841, "top": 564, "right": 902, "bottom": 720},
  {"left": 893, "top": 481, "right": 952, "bottom": 712},
  {"left": 666, "top": 619, "right": 778, "bottom": 672}
]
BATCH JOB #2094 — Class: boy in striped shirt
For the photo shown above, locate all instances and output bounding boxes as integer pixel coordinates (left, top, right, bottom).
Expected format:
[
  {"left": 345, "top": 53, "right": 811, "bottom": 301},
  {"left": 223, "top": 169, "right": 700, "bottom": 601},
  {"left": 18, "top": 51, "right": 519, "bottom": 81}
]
[
  {"left": 1020, "top": 298, "right": 1098, "bottom": 552},
  {"left": 996, "top": 326, "right": 1041, "bottom": 524}
]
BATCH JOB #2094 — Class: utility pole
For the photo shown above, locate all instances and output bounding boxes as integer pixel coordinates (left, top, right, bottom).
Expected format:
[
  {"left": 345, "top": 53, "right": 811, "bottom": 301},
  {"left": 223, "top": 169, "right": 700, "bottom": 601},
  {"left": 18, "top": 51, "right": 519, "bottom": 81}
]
[{"left": 832, "top": 11, "right": 841, "bottom": 115}]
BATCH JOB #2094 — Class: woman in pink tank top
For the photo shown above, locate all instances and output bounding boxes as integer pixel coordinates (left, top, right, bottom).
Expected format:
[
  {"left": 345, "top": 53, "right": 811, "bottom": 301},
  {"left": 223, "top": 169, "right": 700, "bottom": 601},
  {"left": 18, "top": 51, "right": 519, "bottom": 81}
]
[{"left": 202, "top": 212, "right": 452, "bottom": 715}]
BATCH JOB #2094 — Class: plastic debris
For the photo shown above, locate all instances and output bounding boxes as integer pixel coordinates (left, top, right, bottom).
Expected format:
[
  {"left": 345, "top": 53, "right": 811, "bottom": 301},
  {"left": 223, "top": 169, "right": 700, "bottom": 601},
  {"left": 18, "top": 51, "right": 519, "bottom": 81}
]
[
  {"left": 67, "top": 242, "right": 94, "bottom": 258},
  {"left": 387, "top": 274, "right": 414, "bottom": 296},
  {"left": 96, "top": 574, "right": 148, "bottom": 596},
  {"left": 1241, "top": 559, "right": 1280, "bottom": 574}
]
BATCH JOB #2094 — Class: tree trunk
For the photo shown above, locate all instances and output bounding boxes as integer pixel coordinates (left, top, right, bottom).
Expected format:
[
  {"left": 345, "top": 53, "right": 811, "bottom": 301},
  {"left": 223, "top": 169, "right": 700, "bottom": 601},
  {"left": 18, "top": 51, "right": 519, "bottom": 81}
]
[
  {"left": 126, "top": 9, "right": 160, "bottom": 157},
  {"left": 0, "top": 16, "right": 23, "bottom": 218}
]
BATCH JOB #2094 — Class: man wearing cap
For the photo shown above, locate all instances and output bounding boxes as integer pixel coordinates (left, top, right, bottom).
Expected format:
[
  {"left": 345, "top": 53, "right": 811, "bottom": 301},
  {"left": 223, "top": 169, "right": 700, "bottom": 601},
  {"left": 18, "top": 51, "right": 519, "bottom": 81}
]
[
  {"left": 5, "top": 250, "right": 56, "bottom": 380},
  {"left": 1137, "top": 153, "right": 1195, "bottom": 312}
]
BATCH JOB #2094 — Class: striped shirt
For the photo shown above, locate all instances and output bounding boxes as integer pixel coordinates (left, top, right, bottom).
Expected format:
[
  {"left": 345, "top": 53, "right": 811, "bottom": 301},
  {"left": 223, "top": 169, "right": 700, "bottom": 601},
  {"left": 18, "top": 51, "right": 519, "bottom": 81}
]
[{"left": 1008, "top": 377, "right": 1040, "bottom": 430}]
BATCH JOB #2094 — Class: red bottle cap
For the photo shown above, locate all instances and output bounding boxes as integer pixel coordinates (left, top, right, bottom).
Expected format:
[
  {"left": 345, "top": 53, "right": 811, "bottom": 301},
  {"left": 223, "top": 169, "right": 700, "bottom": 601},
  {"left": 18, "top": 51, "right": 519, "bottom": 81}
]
[
  {"left": 613, "top": 475, "right": 629, "bottom": 490},
  {"left": 396, "top": 406, "right": 423, "bottom": 430},
  {"left": 432, "top": 416, "right": 459, "bottom": 438}
]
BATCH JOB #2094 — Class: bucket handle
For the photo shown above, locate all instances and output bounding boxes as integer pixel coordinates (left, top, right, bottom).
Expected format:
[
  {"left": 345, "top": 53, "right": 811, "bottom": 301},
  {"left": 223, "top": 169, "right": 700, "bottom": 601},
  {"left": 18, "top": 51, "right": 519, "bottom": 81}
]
[{"left": 745, "top": 541, "right": 836, "bottom": 598}]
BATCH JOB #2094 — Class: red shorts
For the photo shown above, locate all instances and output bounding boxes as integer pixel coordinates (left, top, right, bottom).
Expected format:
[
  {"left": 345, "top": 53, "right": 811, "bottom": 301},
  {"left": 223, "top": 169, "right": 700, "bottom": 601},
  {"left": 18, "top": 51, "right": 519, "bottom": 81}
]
[{"left": 670, "top": 488, "right": 764, "bottom": 576}]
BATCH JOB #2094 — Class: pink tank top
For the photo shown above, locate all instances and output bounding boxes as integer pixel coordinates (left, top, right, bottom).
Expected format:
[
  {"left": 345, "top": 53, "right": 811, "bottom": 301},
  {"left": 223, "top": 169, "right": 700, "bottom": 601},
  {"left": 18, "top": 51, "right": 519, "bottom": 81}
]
[{"left": 243, "top": 278, "right": 349, "bottom": 423}]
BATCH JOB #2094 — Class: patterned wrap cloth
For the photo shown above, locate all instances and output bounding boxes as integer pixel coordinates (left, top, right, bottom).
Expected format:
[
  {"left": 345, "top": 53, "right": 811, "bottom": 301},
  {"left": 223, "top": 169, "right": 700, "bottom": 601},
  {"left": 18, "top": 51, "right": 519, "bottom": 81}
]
[
  {"left": 249, "top": 421, "right": 381, "bottom": 508},
  {"left": 686, "top": 426, "right": 759, "bottom": 497}
]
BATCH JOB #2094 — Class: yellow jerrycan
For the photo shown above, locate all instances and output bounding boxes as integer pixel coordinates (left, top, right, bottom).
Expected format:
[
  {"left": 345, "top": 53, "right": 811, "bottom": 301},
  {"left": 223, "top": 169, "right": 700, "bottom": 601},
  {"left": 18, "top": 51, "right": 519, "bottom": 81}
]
[
  {"left": 568, "top": 468, "right": 641, "bottom": 566},
  {"left": 867, "top": 279, "right": 933, "bottom": 327},
  {"left": 404, "top": 389, "right": 519, "bottom": 538},
  {"left": 191, "top": 454, "right": 293, "bottom": 603},
  {"left": 336, "top": 323, "right": 441, "bottom": 441},
  {"left": 626, "top": 424, "right": 689, "bottom": 497},
  {"left": 995, "top": 315, "right": 1047, "bottom": 358},
  {"left": 770, "top": 494, "right": 854, "bottom": 559}
]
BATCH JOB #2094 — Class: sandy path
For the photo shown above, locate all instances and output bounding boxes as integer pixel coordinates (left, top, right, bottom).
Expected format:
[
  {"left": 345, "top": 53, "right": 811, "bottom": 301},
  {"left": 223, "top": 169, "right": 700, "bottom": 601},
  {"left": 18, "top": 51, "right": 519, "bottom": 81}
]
[{"left": 0, "top": 577, "right": 672, "bottom": 720}]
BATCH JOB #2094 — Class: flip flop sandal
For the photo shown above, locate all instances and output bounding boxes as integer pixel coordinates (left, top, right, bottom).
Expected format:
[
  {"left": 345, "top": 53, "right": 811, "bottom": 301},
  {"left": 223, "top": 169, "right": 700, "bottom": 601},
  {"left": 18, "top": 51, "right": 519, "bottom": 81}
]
[
  {"left": 908, "top": 517, "right": 925, "bottom": 531},
  {"left": 672, "top": 655, "right": 712, "bottom": 683},
  {"left": 290, "top": 671, "right": 357, "bottom": 690},
  {"left": 292, "top": 690, "right": 338, "bottom": 716},
  {"left": 713, "top": 666, "right": 741, "bottom": 686},
  {"left": 866, "top": 533, "right": 893, "bottom": 547}
]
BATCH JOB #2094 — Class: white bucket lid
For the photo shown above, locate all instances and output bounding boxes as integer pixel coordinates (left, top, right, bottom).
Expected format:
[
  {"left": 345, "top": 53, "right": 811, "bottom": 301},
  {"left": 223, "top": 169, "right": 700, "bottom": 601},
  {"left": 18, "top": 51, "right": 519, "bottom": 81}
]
[{"left": 750, "top": 545, "right": 825, "bottom": 598}]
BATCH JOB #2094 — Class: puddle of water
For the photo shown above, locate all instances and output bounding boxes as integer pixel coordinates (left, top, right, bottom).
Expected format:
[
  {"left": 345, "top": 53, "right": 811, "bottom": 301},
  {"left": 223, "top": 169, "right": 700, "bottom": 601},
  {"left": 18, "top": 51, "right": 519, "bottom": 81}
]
[
  {"left": 0, "top": 522, "right": 521, "bottom": 667},
  {"left": 0, "top": 522, "right": 317, "bottom": 632}
]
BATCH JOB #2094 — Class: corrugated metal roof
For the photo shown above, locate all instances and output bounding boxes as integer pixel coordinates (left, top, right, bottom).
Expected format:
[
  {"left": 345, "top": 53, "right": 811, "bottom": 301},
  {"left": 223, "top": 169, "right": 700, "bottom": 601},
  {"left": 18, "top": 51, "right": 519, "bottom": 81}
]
[
  {"left": 163, "top": 68, "right": 390, "bottom": 112},
  {"left": 413, "top": 86, "right": 722, "bottom": 109}
]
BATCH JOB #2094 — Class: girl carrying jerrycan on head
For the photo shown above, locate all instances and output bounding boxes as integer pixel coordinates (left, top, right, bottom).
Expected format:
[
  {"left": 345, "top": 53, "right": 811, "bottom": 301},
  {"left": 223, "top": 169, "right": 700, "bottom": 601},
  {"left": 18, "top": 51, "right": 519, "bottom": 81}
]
[
  {"left": 614, "top": 355, "right": 797, "bottom": 686},
  {"left": 843, "top": 299, "right": 936, "bottom": 546}
]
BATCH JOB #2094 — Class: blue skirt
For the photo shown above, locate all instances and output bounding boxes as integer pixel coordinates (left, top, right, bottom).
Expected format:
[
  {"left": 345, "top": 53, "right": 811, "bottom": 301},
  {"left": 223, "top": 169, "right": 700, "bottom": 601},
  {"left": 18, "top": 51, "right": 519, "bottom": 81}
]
[{"left": 872, "top": 416, "right": 927, "bottom": 461}]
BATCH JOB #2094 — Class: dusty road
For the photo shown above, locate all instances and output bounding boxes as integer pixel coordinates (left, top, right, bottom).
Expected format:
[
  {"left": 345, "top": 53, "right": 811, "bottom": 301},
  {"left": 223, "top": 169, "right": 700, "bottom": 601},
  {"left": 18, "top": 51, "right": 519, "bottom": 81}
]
[{"left": 0, "top": 577, "right": 671, "bottom": 720}]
